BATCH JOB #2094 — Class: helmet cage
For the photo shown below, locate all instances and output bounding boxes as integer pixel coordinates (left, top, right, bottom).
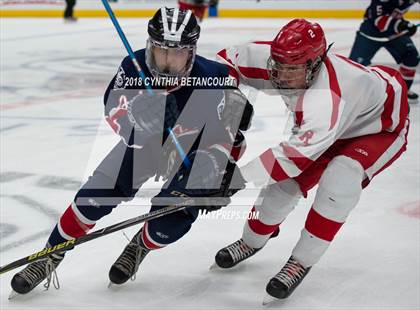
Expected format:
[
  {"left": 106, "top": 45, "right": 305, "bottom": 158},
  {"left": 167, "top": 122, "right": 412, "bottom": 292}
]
[
  {"left": 267, "top": 54, "right": 323, "bottom": 95},
  {"left": 146, "top": 37, "right": 196, "bottom": 80}
]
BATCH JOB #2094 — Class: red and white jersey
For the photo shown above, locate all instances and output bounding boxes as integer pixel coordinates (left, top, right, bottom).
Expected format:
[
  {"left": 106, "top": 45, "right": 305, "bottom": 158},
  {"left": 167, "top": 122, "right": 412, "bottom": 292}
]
[{"left": 217, "top": 42, "right": 409, "bottom": 185}]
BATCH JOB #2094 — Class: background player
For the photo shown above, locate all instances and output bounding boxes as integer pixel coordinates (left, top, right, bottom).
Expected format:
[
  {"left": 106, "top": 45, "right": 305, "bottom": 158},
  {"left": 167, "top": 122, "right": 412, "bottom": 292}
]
[
  {"left": 9, "top": 7, "right": 252, "bottom": 296},
  {"left": 214, "top": 19, "right": 409, "bottom": 301},
  {"left": 178, "top": 0, "right": 218, "bottom": 22},
  {"left": 349, "top": 0, "right": 419, "bottom": 103}
]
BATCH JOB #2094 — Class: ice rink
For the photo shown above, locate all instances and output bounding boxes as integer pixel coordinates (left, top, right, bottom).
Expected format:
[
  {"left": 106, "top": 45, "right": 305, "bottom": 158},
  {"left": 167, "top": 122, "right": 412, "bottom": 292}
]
[{"left": 1, "top": 17, "right": 419, "bottom": 309}]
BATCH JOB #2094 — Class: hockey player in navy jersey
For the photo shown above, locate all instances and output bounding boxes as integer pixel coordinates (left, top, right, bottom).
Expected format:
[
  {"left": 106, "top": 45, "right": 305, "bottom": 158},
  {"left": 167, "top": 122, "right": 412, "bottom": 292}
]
[
  {"left": 349, "top": 0, "right": 419, "bottom": 103},
  {"left": 10, "top": 7, "right": 252, "bottom": 295}
]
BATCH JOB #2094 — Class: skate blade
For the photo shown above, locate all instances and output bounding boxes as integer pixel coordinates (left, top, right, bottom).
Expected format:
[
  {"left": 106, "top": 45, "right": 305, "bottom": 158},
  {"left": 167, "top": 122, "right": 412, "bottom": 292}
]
[
  {"left": 8, "top": 290, "right": 19, "bottom": 300},
  {"left": 209, "top": 262, "right": 219, "bottom": 270},
  {"left": 262, "top": 294, "right": 279, "bottom": 306}
]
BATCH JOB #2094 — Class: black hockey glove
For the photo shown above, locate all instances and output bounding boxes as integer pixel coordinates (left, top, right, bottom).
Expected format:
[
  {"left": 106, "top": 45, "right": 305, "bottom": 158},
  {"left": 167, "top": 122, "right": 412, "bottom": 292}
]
[
  {"left": 105, "top": 89, "right": 174, "bottom": 148},
  {"left": 158, "top": 147, "right": 246, "bottom": 213},
  {"left": 220, "top": 88, "right": 254, "bottom": 134},
  {"left": 126, "top": 90, "right": 168, "bottom": 136},
  {"left": 397, "top": 19, "right": 417, "bottom": 37}
]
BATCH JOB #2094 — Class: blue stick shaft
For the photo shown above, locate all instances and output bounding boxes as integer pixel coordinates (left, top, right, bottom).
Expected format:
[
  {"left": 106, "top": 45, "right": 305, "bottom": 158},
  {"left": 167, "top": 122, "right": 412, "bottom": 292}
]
[
  {"left": 167, "top": 128, "right": 191, "bottom": 167},
  {"left": 101, "top": 0, "right": 152, "bottom": 93}
]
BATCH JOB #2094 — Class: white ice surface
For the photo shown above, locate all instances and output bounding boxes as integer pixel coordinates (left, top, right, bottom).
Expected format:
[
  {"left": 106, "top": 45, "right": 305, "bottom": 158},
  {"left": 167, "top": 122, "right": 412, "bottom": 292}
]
[{"left": 0, "top": 18, "right": 419, "bottom": 310}]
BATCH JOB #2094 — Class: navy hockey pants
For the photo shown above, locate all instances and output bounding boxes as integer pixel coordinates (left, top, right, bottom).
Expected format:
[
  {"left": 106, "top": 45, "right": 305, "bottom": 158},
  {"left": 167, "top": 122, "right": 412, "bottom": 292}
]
[{"left": 47, "top": 140, "right": 200, "bottom": 251}]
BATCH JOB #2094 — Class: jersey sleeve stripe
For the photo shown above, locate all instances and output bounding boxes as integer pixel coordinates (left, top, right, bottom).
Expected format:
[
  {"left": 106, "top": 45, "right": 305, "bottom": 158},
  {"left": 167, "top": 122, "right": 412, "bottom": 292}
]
[
  {"left": 217, "top": 48, "right": 240, "bottom": 83},
  {"left": 373, "top": 65, "right": 409, "bottom": 133},
  {"left": 294, "top": 93, "right": 305, "bottom": 127},
  {"left": 374, "top": 15, "right": 392, "bottom": 32},
  {"left": 381, "top": 76, "right": 395, "bottom": 131},
  {"left": 251, "top": 41, "right": 273, "bottom": 46},
  {"left": 364, "top": 119, "right": 409, "bottom": 180},
  {"left": 280, "top": 142, "right": 314, "bottom": 171},
  {"left": 237, "top": 66, "right": 270, "bottom": 80},
  {"left": 260, "top": 148, "right": 289, "bottom": 182},
  {"left": 371, "top": 66, "right": 405, "bottom": 132},
  {"left": 335, "top": 54, "right": 369, "bottom": 72},
  {"left": 324, "top": 56, "right": 342, "bottom": 130},
  {"left": 217, "top": 48, "right": 233, "bottom": 66}
]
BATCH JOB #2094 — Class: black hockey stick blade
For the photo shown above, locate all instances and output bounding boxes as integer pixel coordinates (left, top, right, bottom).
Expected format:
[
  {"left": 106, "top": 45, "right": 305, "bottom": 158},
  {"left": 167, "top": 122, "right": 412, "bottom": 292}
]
[{"left": 0, "top": 202, "right": 191, "bottom": 275}]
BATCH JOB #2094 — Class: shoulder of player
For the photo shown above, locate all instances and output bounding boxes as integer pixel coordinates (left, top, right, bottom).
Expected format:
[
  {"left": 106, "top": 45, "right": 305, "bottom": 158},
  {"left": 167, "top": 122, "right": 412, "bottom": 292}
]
[
  {"left": 308, "top": 54, "right": 377, "bottom": 109},
  {"left": 119, "top": 49, "right": 148, "bottom": 75},
  {"left": 240, "top": 41, "right": 272, "bottom": 55},
  {"left": 192, "top": 54, "right": 230, "bottom": 77},
  {"left": 327, "top": 54, "right": 377, "bottom": 86},
  {"left": 219, "top": 41, "right": 271, "bottom": 58}
]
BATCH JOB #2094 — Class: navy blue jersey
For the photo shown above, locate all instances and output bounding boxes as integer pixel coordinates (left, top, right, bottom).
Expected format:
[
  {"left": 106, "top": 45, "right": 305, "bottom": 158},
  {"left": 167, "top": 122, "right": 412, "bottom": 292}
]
[
  {"left": 361, "top": 0, "right": 417, "bottom": 37},
  {"left": 103, "top": 49, "right": 242, "bottom": 149}
]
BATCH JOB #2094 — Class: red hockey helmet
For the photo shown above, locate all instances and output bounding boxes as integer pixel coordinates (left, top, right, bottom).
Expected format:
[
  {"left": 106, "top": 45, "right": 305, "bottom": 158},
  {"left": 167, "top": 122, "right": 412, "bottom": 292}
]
[{"left": 268, "top": 19, "right": 327, "bottom": 93}]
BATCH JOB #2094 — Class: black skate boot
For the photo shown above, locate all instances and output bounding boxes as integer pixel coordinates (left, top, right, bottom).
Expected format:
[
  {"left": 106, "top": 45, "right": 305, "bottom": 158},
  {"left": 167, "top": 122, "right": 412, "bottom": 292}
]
[
  {"left": 215, "top": 228, "right": 279, "bottom": 268},
  {"left": 108, "top": 229, "right": 150, "bottom": 285},
  {"left": 408, "top": 90, "right": 418, "bottom": 104},
  {"left": 10, "top": 253, "right": 64, "bottom": 295},
  {"left": 265, "top": 256, "right": 311, "bottom": 300}
]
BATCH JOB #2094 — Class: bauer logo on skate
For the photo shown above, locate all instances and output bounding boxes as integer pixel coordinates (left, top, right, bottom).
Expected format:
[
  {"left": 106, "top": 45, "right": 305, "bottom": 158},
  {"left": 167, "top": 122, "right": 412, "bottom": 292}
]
[{"left": 27, "top": 239, "right": 76, "bottom": 261}]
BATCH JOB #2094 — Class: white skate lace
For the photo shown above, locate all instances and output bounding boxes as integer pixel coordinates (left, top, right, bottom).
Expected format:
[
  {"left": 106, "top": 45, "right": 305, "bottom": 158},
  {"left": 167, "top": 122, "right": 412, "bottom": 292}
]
[
  {"left": 115, "top": 231, "right": 149, "bottom": 281},
  {"left": 273, "top": 257, "right": 307, "bottom": 289},
  {"left": 44, "top": 258, "right": 60, "bottom": 290},
  {"left": 19, "top": 255, "right": 62, "bottom": 291},
  {"left": 226, "top": 239, "right": 256, "bottom": 263}
]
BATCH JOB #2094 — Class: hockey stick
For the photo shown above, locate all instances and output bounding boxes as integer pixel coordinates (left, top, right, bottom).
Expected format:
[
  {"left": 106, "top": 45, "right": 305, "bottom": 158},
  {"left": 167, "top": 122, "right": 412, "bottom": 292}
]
[
  {"left": 0, "top": 201, "right": 192, "bottom": 275},
  {"left": 101, "top": 0, "right": 151, "bottom": 94},
  {"left": 101, "top": 0, "right": 191, "bottom": 167},
  {"left": 358, "top": 23, "right": 420, "bottom": 42}
]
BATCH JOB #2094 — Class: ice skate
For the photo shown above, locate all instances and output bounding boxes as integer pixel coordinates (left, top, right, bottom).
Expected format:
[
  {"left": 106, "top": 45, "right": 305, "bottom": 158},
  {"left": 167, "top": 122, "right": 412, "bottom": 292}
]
[
  {"left": 10, "top": 253, "right": 63, "bottom": 296},
  {"left": 213, "top": 228, "right": 279, "bottom": 269},
  {"left": 108, "top": 230, "right": 150, "bottom": 285},
  {"left": 265, "top": 256, "right": 311, "bottom": 300},
  {"left": 408, "top": 90, "right": 418, "bottom": 104}
]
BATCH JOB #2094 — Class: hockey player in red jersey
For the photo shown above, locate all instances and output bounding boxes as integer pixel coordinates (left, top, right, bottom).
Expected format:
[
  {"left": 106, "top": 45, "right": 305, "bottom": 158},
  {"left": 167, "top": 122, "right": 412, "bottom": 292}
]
[
  {"left": 214, "top": 19, "right": 409, "bottom": 301},
  {"left": 178, "top": 0, "right": 218, "bottom": 22}
]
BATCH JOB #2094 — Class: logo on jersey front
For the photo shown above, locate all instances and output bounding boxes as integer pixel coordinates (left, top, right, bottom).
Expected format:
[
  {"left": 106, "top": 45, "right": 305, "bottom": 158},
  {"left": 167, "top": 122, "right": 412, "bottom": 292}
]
[
  {"left": 299, "top": 130, "right": 314, "bottom": 146},
  {"left": 113, "top": 66, "right": 126, "bottom": 89},
  {"left": 105, "top": 95, "right": 128, "bottom": 134}
]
